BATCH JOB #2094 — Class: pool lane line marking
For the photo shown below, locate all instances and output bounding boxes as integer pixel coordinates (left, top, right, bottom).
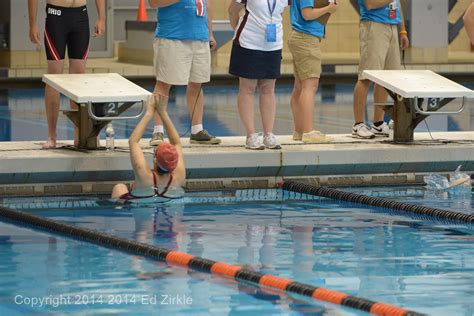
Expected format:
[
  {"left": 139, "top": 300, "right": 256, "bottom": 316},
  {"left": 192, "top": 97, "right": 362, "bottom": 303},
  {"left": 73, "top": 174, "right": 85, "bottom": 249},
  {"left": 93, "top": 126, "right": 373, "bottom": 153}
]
[
  {"left": 0, "top": 206, "right": 424, "bottom": 316},
  {"left": 280, "top": 181, "right": 474, "bottom": 224}
]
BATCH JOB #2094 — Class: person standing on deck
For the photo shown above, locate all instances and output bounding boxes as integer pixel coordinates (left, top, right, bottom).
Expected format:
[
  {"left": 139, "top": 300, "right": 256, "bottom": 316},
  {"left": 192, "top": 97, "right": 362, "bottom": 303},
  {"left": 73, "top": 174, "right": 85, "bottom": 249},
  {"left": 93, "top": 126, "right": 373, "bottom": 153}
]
[
  {"left": 288, "top": 0, "right": 338, "bottom": 143},
  {"left": 352, "top": 0, "right": 409, "bottom": 139},
  {"left": 228, "top": 0, "right": 291, "bottom": 150},
  {"left": 28, "top": 0, "right": 106, "bottom": 149},
  {"left": 148, "top": 0, "right": 221, "bottom": 146}
]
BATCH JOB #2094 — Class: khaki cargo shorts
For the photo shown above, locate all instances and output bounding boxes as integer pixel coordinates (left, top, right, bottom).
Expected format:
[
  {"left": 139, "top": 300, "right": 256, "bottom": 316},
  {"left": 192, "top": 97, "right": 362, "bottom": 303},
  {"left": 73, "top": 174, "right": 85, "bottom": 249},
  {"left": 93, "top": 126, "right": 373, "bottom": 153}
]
[
  {"left": 288, "top": 30, "right": 322, "bottom": 81},
  {"left": 153, "top": 37, "right": 211, "bottom": 85},
  {"left": 358, "top": 20, "right": 402, "bottom": 80}
]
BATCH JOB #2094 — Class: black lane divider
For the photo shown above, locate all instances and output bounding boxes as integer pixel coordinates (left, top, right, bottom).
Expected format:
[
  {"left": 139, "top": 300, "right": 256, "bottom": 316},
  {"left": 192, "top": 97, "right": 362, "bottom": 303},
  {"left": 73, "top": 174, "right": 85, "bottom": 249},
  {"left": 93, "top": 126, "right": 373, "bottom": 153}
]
[
  {"left": 0, "top": 206, "right": 424, "bottom": 316},
  {"left": 280, "top": 181, "right": 474, "bottom": 224}
]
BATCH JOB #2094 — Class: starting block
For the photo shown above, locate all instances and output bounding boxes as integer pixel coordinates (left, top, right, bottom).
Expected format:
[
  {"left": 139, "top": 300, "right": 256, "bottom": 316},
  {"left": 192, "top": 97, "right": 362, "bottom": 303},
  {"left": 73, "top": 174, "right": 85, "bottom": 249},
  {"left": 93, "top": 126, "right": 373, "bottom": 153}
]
[
  {"left": 362, "top": 70, "right": 473, "bottom": 143},
  {"left": 42, "top": 73, "right": 151, "bottom": 149}
]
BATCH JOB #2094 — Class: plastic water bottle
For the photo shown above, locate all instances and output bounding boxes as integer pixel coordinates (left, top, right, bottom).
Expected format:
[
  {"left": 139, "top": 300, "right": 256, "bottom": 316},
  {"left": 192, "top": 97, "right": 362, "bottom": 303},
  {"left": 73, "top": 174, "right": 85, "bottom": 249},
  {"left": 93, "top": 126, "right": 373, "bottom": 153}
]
[{"left": 105, "top": 123, "right": 115, "bottom": 151}]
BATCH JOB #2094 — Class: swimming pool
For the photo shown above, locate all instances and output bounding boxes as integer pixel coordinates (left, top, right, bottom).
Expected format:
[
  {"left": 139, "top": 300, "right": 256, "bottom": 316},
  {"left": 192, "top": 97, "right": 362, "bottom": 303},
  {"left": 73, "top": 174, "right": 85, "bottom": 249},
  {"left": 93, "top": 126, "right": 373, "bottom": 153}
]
[
  {"left": 1, "top": 187, "right": 473, "bottom": 315},
  {"left": 1, "top": 82, "right": 473, "bottom": 142}
]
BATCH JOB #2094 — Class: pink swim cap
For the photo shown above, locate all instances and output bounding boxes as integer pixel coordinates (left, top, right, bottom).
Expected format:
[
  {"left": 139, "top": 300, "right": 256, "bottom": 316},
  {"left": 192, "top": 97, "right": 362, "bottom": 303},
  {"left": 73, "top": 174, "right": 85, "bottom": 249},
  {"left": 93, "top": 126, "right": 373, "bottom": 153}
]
[{"left": 155, "top": 143, "right": 178, "bottom": 172}]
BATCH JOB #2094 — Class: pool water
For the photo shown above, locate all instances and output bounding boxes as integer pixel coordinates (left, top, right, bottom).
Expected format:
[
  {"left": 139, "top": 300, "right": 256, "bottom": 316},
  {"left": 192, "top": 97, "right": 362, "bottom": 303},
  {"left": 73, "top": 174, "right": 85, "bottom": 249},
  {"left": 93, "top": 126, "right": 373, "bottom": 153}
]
[
  {"left": 1, "top": 82, "right": 473, "bottom": 142},
  {"left": 0, "top": 187, "right": 473, "bottom": 315}
]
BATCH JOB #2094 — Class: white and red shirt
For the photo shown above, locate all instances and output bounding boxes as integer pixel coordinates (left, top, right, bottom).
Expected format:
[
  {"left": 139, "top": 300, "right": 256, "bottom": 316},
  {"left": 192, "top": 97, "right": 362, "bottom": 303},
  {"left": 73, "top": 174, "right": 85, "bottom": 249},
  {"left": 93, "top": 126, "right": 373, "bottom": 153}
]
[{"left": 233, "top": 0, "right": 290, "bottom": 51}]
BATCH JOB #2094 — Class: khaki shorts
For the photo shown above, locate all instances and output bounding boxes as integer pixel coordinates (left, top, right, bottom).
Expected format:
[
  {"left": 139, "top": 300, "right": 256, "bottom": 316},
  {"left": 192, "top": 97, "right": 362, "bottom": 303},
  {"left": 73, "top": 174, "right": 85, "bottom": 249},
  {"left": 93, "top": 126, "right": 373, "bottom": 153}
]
[
  {"left": 288, "top": 30, "right": 322, "bottom": 81},
  {"left": 358, "top": 20, "right": 402, "bottom": 80},
  {"left": 153, "top": 38, "right": 211, "bottom": 85}
]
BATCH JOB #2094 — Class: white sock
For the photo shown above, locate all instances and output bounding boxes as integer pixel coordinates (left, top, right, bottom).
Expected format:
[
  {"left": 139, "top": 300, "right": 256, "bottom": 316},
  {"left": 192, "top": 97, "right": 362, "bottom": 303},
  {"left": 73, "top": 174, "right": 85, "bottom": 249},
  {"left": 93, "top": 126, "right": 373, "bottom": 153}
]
[
  {"left": 153, "top": 125, "right": 164, "bottom": 134},
  {"left": 191, "top": 124, "right": 203, "bottom": 135}
]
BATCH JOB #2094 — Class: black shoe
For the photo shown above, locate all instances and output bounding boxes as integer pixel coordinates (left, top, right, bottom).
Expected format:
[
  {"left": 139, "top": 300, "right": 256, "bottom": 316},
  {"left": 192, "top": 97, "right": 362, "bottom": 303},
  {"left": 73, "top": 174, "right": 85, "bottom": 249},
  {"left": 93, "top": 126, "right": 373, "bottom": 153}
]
[
  {"left": 149, "top": 132, "right": 164, "bottom": 146},
  {"left": 190, "top": 129, "right": 221, "bottom": 144}
]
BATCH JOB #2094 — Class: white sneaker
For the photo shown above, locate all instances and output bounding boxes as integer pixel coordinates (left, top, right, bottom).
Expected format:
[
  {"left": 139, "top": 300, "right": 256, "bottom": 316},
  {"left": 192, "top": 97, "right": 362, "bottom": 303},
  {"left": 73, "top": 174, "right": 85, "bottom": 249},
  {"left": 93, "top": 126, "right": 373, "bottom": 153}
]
[
  {"left": 370, "top": 122, "right": 390, "bottom": 137},
  {"left": 263, "top": 133, "right": 281, "bottom": 149},
  {"left": 302, "top": 130, "right": 333, "bottom": 143},
  {"left": 245, "top": 133, "right": 264, "bottom": 150},
  {"left": 352, "top": 123, "right": 375, "bottom": 139}
]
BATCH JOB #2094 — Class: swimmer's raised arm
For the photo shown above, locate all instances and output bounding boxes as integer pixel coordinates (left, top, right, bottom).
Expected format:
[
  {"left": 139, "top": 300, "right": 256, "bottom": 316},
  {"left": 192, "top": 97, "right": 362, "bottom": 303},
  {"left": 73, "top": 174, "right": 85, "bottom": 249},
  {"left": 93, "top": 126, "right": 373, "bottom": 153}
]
[
  {"left": 128, "top": 97, "right": 155, "bottom": 186},
  {"left": 154, "top": 96, "right": 181, "bottom": 147},
  {"left": 154, "top": 95, "right": 186, "bottom": 183},
  {"left": 148, "top": 0, "right": 179, "bottom": 9},
  {"left": 27, "top": 0, "right": 41, "bottom": 47}
]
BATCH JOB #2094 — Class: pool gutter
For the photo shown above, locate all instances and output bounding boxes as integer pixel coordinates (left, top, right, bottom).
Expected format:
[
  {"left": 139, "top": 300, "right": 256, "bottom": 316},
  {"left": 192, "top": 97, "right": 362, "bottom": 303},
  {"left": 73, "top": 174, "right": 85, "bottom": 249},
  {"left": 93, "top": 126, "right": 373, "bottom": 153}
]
[{"left": 0, "top": 132, "right": 473, "bottom": 196}]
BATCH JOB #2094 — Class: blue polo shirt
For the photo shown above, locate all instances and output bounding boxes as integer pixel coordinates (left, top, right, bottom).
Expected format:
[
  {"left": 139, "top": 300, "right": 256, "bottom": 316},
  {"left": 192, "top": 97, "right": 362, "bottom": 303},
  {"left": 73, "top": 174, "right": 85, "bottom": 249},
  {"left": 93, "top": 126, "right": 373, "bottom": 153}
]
[
  {"left": 358, "top": 0, "right": 401, "bottom": 25},
  {"left": 155, "top": 0, "right": 209, "bottom": 41},
  {"left": 290, "top": 0, "right": 325, "bottom": 38}
]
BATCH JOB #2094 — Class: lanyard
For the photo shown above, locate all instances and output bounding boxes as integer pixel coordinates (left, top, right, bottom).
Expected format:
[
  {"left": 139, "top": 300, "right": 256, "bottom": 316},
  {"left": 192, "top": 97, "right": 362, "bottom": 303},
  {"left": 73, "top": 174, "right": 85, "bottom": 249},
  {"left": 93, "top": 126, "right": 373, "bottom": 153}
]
[{"left": 267, "top": 0, "right": 277, "bottom": 18}]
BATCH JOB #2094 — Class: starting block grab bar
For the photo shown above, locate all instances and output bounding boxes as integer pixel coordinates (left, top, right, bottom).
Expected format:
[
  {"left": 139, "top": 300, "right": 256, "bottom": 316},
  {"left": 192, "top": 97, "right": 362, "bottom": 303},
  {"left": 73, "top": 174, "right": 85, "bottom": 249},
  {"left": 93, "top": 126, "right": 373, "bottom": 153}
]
[
  {"left": 412, "top": 96, "right": 466, "bottom": 116},
  {"left": 87, "top": 100, "right": 145, "bottom": 121},
  {"left": 375, "top": 96, "right": 466, "bottom": 116}
]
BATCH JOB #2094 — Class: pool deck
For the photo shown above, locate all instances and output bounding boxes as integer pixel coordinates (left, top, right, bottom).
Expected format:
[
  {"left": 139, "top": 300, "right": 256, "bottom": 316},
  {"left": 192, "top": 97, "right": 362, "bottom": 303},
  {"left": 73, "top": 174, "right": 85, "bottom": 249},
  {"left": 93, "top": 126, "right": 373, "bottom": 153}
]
[{"left": 0, "top": 132, "right": 473, "bottom": 196}]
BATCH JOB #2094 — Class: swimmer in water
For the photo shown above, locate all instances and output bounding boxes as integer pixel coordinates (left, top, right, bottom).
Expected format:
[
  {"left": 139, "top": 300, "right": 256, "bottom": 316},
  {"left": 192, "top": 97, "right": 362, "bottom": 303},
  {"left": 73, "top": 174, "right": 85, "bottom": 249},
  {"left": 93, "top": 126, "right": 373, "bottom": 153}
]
[
  {"left": 112, "top": 95, "right": 186, "bottom": 203},
  {"left": 28, "top": 0, "right": 106, "bottom": 149}
]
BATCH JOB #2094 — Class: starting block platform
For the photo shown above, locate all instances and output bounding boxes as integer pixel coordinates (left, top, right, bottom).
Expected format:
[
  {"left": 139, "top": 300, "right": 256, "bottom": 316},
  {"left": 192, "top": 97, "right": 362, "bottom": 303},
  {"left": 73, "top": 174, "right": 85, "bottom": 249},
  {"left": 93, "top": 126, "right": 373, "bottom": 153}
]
[
  {"left": 363, "top": 70, "right": 473, "bottom": 143},
  {"left": 42, "top": 73, "right": 151, "bottom": 149}
]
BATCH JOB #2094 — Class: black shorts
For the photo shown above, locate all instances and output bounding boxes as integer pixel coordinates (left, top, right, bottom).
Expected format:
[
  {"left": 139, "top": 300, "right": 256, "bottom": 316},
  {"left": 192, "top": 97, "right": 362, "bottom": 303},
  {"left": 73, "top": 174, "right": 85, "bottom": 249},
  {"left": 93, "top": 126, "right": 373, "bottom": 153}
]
[
  {"left": 229, "top": 43, "right": 282, "bottom": 80},
  {"left": 44, "top": 4, "right": 90, "bottom": 60}
]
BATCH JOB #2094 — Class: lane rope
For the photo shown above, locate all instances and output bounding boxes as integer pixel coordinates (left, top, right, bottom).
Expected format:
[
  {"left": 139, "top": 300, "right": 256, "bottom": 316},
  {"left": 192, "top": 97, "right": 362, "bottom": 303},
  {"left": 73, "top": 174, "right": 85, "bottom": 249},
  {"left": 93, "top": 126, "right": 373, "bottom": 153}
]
[
  {"left": 280, "top": 181, "right": 474, "bottom": 224},
  {"left": 0, "top": 205, "right": 424, "bottom": 316}
]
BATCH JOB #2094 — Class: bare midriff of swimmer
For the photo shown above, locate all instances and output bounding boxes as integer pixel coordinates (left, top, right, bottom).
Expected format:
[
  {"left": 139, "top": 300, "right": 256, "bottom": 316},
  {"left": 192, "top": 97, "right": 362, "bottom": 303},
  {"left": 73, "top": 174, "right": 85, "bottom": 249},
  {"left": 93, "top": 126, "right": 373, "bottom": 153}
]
[{"left": 28, "top": 0, "right": 106, "bottom": 149}]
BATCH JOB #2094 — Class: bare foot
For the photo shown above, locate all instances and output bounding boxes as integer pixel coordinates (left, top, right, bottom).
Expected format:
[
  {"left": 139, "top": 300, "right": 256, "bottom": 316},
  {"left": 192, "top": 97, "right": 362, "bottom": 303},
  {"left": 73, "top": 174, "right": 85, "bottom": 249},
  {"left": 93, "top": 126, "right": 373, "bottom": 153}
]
[{"left": 42, "top": 138, "right": 56, "bottom": 149}]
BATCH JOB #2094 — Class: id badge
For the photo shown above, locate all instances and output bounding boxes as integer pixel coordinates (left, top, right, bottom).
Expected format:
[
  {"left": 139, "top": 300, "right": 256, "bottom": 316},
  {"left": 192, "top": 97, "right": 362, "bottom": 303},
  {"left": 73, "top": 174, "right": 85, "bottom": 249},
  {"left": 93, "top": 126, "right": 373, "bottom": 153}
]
[
  {"left": 266, "top": 24, "right": 277, "bottom": 43},
  {"left": 389, "top": 1, "right": 397, "bottom": 19},
  {"left": 389, "top": 9, "right": 397, "bottom": 19}
]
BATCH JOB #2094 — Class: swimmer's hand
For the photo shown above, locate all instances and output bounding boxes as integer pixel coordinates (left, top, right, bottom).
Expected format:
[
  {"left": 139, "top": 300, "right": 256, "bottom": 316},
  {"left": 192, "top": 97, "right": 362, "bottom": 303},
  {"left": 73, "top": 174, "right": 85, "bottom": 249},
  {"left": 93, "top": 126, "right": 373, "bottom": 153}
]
[
  {"left": 153, "top": 95, "right": 168, "bottom": 115},
  {"left": 93, "top": 19, "right": 105, "bottom": 37},
  {"left": 29, "top": 24, "right": 41, "bottom": 50},
  {"left": 146, "top": 95, "right": 156, "bottom": 114}
]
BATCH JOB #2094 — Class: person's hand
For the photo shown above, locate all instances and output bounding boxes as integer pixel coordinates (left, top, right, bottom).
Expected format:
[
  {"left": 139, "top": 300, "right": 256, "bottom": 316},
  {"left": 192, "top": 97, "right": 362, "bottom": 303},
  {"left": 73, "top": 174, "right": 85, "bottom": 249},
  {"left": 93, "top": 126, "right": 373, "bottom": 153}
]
[
  {"left": 93, "top": 19, "right": 105, "bottom": 37},
  {"left": 400, "top": 33, "right": 409, "bottom": 50},
  {"left": 29, "top": 24, "right": 41, "bottom": 50},
  {"left": 154, "top": 95, "right": 168, "bottom": 115},
  {"left": 327, "top": 3, "right": 338, "bottom": 14},
  {"left": 209, "top": 34, "right": 217, "bottom": 51},
  {"left": 146, "top": 95, "right": 156, "bottom": 114}
]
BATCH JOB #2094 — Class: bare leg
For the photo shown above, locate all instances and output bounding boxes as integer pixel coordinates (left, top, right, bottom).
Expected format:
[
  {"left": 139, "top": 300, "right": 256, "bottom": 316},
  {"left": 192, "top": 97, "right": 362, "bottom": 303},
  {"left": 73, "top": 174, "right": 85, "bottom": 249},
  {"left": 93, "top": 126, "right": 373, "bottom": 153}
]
[
  {"left": 257, "top": 79, "right": 276, "bottom": 135},
  {"left": 353, "top": 79, "right": 371, "bottom": 124},
  {"left": 69, "top": 59, "right": 87, "bottom": 145},
  {"left": 43, "top": 60, "right": 65, "bottom": 149},
  {"left": 373, "top": 83, "right": 388, "bottom": 122},
  {"left": 237, "top": 78, "right": 258, "bottom": 136},
  {"left": 152, "top": 80, "right": 172, "bottom": 126},
  {"left": 290, "top": 77, "right": 303, "bottom": 134},
  {"left": 186, "top": 82, "right": 204, "bottom": 126},
  {"left": 299, "top": 78, "right": 319, "bottom": 133}
]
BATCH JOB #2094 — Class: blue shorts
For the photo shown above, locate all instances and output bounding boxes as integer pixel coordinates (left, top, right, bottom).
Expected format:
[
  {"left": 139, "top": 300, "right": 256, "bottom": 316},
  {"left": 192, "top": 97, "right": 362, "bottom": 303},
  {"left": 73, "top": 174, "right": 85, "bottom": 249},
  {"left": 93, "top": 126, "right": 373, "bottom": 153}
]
[{"left": 229, "top": 43, "right": 282, "bottom": 80}]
